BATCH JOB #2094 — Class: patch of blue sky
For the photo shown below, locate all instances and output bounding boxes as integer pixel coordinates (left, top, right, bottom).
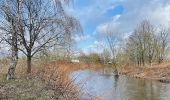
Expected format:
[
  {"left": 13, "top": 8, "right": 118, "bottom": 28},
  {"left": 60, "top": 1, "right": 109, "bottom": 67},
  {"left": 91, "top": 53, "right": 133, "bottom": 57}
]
[
  {"left": 74, "top": 0, "right": 95, "bottom": 9},
  {"left": 76, "top": 38, "right": 95, "bottom": 49},
  {"left": 104, "top": 5, "right": 124, "bottom": 17}
]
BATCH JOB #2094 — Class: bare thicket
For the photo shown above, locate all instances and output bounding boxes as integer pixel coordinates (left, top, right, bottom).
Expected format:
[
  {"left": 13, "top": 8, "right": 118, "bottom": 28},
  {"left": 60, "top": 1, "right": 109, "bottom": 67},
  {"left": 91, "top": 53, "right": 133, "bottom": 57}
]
[{"left": 126, "top": 20, "right": 169, "bottom": 66}]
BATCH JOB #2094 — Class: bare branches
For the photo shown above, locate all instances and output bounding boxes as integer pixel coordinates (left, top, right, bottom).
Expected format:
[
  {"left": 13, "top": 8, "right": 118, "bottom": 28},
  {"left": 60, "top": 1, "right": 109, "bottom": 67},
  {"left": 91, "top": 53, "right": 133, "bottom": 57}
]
[
  {"left": 0, "top": 0, "right": 23, "bottom": 79},
  {"left": 0, "top": 0, "right": 81, "bottom": 74},
  {"left": 126, "top": 20, "right": 170, "bottom": 66},
  {"left": 15, "top": 0, "right": 81, "bottom": 73}
]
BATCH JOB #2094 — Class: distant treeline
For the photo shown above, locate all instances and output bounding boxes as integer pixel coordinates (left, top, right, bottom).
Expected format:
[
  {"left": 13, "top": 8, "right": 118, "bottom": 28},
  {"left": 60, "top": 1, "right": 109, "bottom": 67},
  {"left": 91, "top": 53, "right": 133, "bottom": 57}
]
[{"left": 77, "top": 20, "right": 170, "bottom": 67}]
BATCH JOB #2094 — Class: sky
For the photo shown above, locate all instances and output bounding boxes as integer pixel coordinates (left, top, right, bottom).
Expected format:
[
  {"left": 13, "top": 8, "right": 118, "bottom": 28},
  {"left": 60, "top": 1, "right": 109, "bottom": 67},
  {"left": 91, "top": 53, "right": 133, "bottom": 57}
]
[{"left": 66, "top": 0, "right": 170, "bottom": 54}]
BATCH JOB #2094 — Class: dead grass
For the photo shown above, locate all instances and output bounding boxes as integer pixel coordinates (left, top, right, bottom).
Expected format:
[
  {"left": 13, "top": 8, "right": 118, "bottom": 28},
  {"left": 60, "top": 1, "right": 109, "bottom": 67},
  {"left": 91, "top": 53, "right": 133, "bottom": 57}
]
[
  {"left": 0, "top": 75, "right": 55, "bottom": 100},
  {"left": 49, "top": 60, "right": 103, "bottom": 73},
  {"left": 120, "top": 61, "right": 170, "bottom": 82},
  {"left": 41, "top": 60, "right": 81, "bottom": 100},
  {"left": 0, "top": 58, "right": 82, "bottom": 100},
  {"left": 0, "top": 58, "right": 104, "bottom": 100}
]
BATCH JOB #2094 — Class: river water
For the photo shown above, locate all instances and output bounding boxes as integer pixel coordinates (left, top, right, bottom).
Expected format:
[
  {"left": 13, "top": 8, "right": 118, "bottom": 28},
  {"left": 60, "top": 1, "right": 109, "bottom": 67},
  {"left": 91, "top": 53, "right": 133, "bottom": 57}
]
[{"left": 70, "top": 69, "right": 170, "bottom": 100}]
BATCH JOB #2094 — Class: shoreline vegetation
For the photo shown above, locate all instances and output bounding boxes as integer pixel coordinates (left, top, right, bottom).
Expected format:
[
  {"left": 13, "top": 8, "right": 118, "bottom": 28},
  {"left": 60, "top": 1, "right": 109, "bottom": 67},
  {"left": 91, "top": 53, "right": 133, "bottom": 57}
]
[
  {"left": 0, "top": 59, "right": 81, "bottom": 100},
  {"left": 1, "top": 58, "right": 170, "bottom": 99},
  {"left": 120, "top": 62, "right": 170, "bottom": 83},
  {"left": 51, "top": 60, "right": 170, "bottom": 83},
  {"left": 0, "top": 59, "right": 103, "bottom": 100}
]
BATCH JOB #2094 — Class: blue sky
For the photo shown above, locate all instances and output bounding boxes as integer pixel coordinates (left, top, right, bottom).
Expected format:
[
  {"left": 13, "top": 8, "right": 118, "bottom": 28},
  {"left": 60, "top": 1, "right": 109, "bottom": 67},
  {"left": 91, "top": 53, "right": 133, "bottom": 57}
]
[
  {"left": 67, "top": 0, "right": 170, "bottom": 54},
  {"left": 74, "top": 1, "right": 124, "bottom": 52}
]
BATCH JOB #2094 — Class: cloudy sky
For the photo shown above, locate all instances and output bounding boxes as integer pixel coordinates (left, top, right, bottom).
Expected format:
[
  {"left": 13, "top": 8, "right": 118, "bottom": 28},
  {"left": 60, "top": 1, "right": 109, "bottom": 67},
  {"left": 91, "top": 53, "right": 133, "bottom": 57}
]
[{"left": 67, "top": 0, "right": 170, "bottom": 54}]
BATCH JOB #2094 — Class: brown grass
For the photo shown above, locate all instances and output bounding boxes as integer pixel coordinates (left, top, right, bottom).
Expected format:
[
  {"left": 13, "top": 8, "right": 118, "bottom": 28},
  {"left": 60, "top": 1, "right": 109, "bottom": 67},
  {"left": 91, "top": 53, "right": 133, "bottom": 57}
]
[
  {"left": 41, "top": 60, "right": 82, "bottom": 100},
  {"left": 0, "top": 58, "right": 83, "bottom": 100},
  {"left": 0, "top": 57, "right": 104, "bottom": 100},
  {"left": 120, "top": 61, "right": 170, "bottom": 82}
]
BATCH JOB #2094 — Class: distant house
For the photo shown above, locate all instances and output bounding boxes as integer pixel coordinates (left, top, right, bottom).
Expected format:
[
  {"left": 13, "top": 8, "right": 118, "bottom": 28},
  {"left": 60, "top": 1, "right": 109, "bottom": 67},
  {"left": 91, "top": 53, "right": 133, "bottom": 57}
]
[
  {"left": 108, "top": 61, "right": 112, "bottom": 64},
  {"left": 71, "top": 59, "right": 80, "bottom": 63}
]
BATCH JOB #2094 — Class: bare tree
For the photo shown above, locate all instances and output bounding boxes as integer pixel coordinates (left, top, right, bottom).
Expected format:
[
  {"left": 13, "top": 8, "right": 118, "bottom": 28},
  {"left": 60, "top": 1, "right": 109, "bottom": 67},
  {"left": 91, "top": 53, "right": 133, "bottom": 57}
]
[
  {"left": 0, "top": 0, "right": 23, "bottom": 80},
  {"left": 126, "top": 20, "right": 170, "bottom": 66},
  {"left": 101, "top": 48, "right": 111, "bottom": 64},
  {"left": 126, "top": 20, "right": 156, "bottom": 66},
  {"left": 16, "top": 0, "right": 81, "bottom": 73},
  {"left": 156, "top": 26, "right": 169, "bottom": 63},
  {"left": 0, "top": 0, "right": 81, "bottom": 77}
]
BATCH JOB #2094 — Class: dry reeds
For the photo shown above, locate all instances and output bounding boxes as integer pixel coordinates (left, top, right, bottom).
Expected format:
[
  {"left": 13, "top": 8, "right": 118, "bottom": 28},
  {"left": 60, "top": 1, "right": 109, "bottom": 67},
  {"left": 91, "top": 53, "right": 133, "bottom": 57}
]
[{"left": 41, "top": 60, "right": 81, "bottom": 100}]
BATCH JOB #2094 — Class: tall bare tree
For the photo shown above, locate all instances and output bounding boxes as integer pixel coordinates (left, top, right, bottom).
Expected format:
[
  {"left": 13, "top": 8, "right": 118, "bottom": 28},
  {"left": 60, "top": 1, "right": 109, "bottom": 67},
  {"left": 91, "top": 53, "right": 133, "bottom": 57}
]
[
  {"left": 17, "top": 0, "right": 81, "bottom": 73},
  {"left": 156, "top": 26, "right": 169, "bottom": 63},
  {"left": 126, "top": 20, "right": 169, "bottom": 66},
  {"left": 126, "top": 20, "right": 156, "bottom": 66},
  {"left": 0, "top": 0, "right": 81, "bottom": 77},
  {"left": 0, "top": 0, "right": 23, "bottom": 79}
]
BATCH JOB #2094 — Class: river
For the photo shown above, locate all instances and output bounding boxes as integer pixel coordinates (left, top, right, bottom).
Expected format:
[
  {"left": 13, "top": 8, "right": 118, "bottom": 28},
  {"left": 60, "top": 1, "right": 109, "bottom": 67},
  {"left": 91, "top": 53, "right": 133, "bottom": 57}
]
[{"left": 70, "top": 69, "right": 170, "bottom": 100}]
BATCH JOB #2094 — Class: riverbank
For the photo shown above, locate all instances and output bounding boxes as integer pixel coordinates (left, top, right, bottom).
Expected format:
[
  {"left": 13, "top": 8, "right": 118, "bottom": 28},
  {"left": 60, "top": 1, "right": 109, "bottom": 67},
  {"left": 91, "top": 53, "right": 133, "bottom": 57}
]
[
  {"left": 0, "top": 59, "right": 103, "bottom": 100},
  {"left": 0, "top": 60, "right": 82, "bottom": 100},
  {"left": 46, "top": 60, "right": 170, "bottom": 83},
  {"left": 120, "top": 62, "right": 170, "bottom": 83},
  {"left": 1, "top": 59, "right": 170, "bottom": 99}
]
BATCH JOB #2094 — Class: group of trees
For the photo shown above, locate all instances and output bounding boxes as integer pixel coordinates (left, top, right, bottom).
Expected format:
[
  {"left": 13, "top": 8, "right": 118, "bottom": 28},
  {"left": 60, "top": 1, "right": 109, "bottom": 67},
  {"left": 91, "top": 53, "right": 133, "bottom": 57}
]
[
  {"left": 78, "top": 50, "right": 112, "bottom": 64},
  {"left": 78, "top": 52, "right": 102, "bottom": 64},
  {"left": 91, "top": 20, "right": 169, "bottom": 67},
  {"left": 126, "top": 20, "right": 169, "bottom": 66},
  {"left": 0, "top": 0, "right": 81, "bottom": 80}
]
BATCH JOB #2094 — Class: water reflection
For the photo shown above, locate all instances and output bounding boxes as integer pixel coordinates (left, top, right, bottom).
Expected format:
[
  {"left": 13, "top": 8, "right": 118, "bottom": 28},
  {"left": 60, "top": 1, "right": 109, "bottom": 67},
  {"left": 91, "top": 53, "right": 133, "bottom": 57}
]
[
  {"left": 113, "top": 75, "right": 119, "bottom": 89},
  {"left": 70, "top": 69, "right": 170, "bottom": 100}
]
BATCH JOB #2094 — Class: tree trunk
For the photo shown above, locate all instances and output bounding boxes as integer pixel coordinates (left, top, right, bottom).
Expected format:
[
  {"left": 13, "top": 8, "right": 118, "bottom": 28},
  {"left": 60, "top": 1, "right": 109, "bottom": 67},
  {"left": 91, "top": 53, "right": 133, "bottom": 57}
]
[
  {"left": 6, "top": 54, "right": 18, "bottom": 80},
  {"left": 158, "top": 57, "right": 163, "bottom": 64},
  {"left": 141, "top": 53, "right": 145, "bottom": 66},
  {"left": 6, "top": 0, "right": 22, "bottom": 80},
  {"left": 149, "top": 56, "right": 152, "bottom": 66},
  {"left": 6, "top": 35, "right": 18, "bottom": 80},
  {"left": 27, "top": 55, "right": 32, "bottom": 73}
]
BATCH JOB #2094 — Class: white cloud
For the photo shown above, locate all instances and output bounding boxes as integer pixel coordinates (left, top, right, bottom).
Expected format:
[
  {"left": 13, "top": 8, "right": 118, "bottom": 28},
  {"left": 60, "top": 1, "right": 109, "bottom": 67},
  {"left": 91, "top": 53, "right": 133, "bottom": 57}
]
[
  {"left": 66, "top": 0, "right": 122, "bottom": 28},
  {"left": 95, "top": 0, "right": 170, "bottom": 41},
  {"left": 82, "top": 40, "right": 106, "bottom": 54},
  {"left": 85, "top": 41, "right": 106, "bottom": 53},
  {"left": 96, "top": 14, "right": 121, "bottom": 35},
  {"left": 96, "top": 23, "right": 109, "bottom": 35},
  {"left": 89, "top": 40, "right": 105, "bottom": 48},
  {"left": 73, "top": 34, "right": 90, "bottom": 42},
  {"left": 120, "top": 0, "right": 170, "bottom": 29}
]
